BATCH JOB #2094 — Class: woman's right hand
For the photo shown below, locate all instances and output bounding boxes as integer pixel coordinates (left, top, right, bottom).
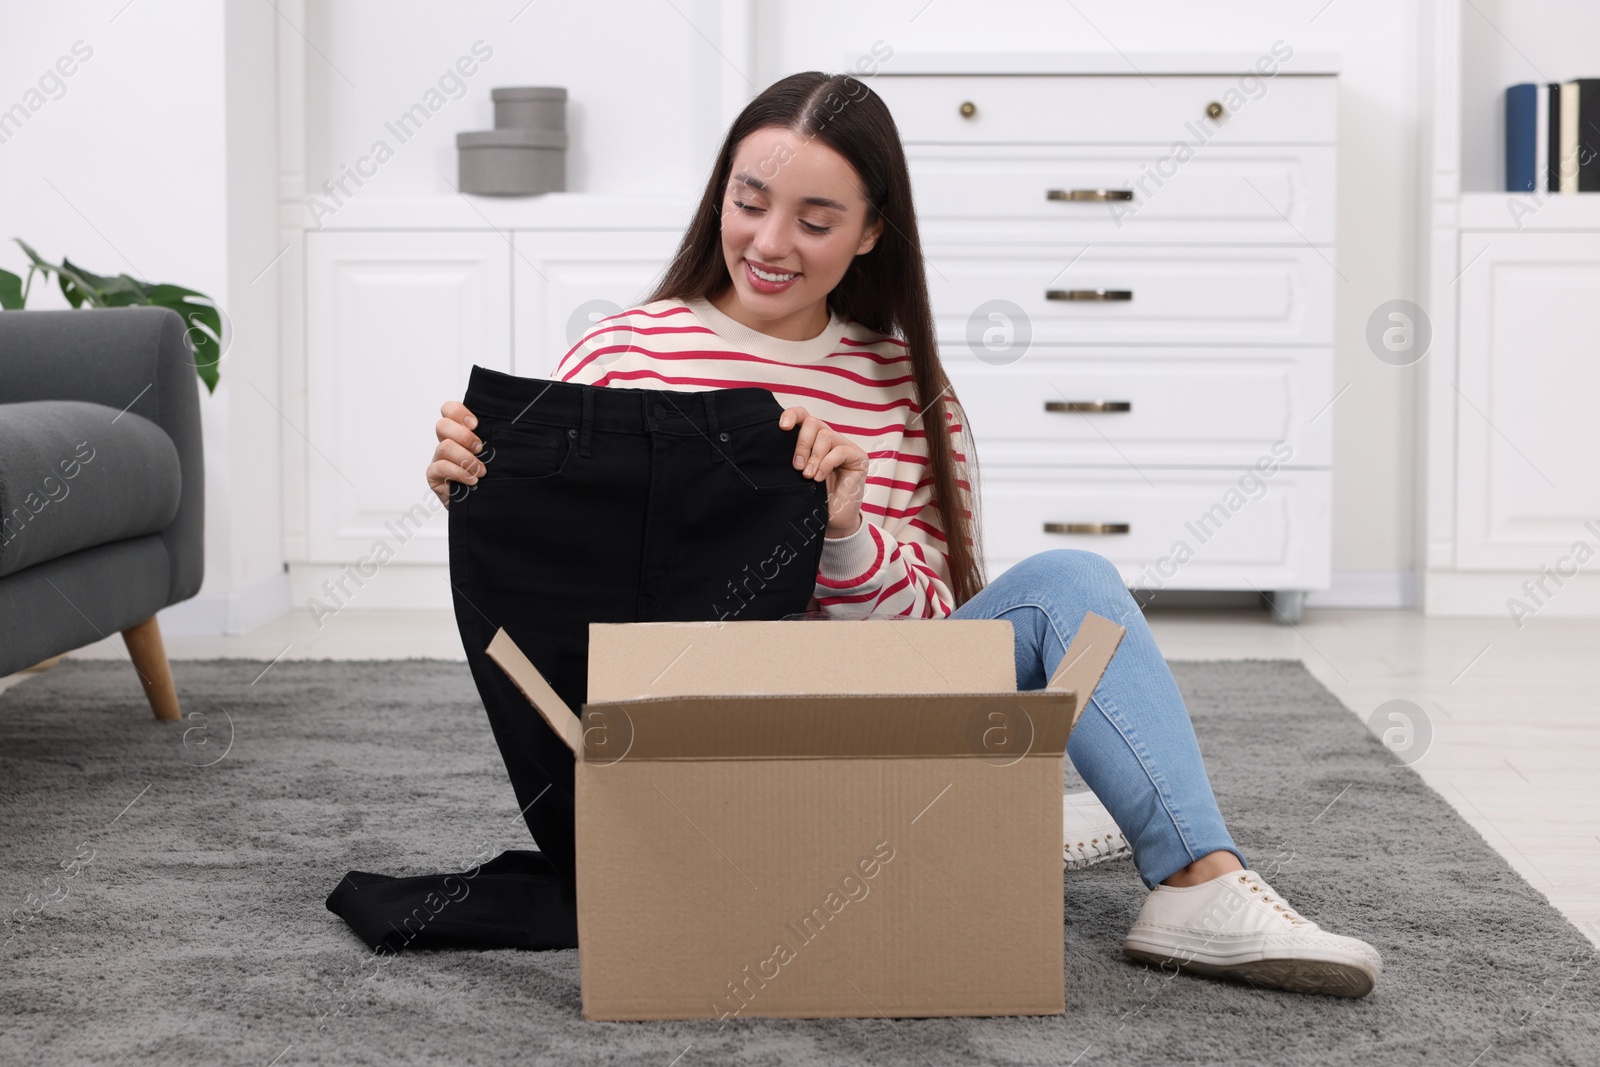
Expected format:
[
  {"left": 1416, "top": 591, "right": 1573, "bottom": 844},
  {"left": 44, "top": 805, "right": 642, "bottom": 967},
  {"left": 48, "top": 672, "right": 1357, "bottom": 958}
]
[{"left": 428, "top": 400, "right": 485, "bottom": 508}]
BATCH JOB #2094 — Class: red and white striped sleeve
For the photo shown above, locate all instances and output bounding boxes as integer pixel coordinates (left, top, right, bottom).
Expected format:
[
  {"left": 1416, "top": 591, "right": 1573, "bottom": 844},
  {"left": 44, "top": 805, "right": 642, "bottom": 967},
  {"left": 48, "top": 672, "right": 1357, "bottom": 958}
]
[{"left": 813, "top": 400, "right": 973, "bottom": 620}]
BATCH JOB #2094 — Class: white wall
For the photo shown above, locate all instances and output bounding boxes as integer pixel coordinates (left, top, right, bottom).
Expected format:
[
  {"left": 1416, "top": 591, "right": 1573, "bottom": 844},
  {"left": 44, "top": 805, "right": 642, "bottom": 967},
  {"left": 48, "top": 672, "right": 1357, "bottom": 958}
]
[
  {"left": 217, "top": 0, "right": 288, "bottom": 633},
  {"left": 0, "top": 0, "right": 285, "bottom": 635},
  {"left": 0, "top": 4, "right": 228, "bottom": 306},
  {"left": 763, "top": 0, "right": 1425, "bottom": 598}
]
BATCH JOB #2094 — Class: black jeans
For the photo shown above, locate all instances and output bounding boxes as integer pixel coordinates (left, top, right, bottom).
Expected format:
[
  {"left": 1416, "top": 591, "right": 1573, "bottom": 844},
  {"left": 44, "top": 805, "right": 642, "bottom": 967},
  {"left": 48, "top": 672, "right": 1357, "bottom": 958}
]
[
  {"left": 448, "top": 366, "right": 830, "bottom": 886},
  {"left": 328, "top": 369, "right": 831, "bottom": 952}
]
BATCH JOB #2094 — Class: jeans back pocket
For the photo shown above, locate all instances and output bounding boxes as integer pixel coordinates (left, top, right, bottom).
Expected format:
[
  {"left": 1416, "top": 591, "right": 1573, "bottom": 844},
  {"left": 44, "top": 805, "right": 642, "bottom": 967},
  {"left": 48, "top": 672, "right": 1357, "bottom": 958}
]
[{"left": 719, "top": 418, "right": 822, "bottom": 494}]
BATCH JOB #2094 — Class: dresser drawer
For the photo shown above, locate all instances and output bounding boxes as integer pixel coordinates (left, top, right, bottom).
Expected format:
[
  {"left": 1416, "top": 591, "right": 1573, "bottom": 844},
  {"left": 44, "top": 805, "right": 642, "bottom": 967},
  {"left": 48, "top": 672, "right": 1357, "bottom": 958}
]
[
  {"left": 946, "top": 350, "right": 1330, "bottom": 468},
  {"left": 873, "top": 74, "right": 1336, "bottom": 145},
  {"left": 907, "top": 145, "right": 1334, "bottom": 245},
  {"left": 976, "top": 468, "right": 1331, "bottom": 590},
  {"left": 927, "top": 244, "right": 1334, "bottom": 346}
]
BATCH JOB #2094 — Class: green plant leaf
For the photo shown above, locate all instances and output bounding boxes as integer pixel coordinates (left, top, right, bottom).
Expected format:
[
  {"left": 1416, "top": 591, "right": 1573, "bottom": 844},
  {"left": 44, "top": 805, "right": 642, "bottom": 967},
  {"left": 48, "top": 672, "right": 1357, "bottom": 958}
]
[
  {"left": 48, "top": 256, "right": 108, "bottom": 309},
  {"left": 145, "top": 284, "right": 223, "bottom": 394},
  {"left": 11, "top": 239, "right": 223, "bottom": 393},
  {"left": 0, "top": 268, "right": 23, "bottom": 310},
  {"left": 57, "top": 256, "right": 116, "bottom": 290},
  {"left": 11, "top": 239, "right": 82, "bottom": 307},
  {"left": 101, "top": 279, "right": 153, "bottom": 308},
  {"left": 56, "top": 271, "right": 84, "bottom": 307},
  {"left": 59, "top": 257, "right": 149, "bottom": 308},
  {"left": 15, "top": 239, "right": 54, "bottom": 273}
]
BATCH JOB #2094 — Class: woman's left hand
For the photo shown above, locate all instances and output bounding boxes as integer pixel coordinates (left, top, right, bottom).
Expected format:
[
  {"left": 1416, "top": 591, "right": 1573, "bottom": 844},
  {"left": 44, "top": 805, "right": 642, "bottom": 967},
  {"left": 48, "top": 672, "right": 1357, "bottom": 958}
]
[{"left": 779, "top": 406, "right": 868, "bottom": 538}]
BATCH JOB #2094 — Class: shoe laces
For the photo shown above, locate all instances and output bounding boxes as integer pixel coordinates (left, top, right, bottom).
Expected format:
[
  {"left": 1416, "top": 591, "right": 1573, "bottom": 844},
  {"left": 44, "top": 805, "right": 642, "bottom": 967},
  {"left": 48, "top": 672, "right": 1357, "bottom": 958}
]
[
  {"left": 1064, "top": 830, "right": 1131, "bottom": 870},
  {"left": 1237, "top": 871, "right": 1312, "bottom": 927}
]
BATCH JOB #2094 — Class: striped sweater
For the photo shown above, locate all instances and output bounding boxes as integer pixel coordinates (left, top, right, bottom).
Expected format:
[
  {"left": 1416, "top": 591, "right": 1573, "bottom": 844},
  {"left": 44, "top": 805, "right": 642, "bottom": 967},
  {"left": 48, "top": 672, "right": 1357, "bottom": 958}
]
[{"left": 549, "top": 295, "right": 971, "bottom": 619}]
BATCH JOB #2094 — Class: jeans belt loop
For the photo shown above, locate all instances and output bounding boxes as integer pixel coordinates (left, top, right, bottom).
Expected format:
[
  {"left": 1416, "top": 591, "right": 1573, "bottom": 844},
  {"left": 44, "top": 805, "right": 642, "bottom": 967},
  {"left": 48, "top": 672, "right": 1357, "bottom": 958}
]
[
  {"left": 703, "top": 391, "right": 724, "bottom": 465},
  {"left": 579, "top": 388, "right": 594, "bottom": 459}
]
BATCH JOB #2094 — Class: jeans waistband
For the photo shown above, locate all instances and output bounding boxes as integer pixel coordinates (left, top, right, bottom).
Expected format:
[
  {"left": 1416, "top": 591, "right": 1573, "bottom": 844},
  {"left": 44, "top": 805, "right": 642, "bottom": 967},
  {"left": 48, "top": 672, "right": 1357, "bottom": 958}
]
[{"left": 462, "top": 365, "right": 785, "bottom": 436}]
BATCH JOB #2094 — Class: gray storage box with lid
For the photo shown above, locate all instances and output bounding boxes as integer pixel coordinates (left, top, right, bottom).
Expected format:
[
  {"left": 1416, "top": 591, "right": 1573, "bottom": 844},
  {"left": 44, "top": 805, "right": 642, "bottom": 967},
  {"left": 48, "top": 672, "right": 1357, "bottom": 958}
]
[
  {"left": 457, "top": 86, "right": 567, "bottom": 196},
  {"left": 493, "top": 86, "right": 567, "bottom": 132}
]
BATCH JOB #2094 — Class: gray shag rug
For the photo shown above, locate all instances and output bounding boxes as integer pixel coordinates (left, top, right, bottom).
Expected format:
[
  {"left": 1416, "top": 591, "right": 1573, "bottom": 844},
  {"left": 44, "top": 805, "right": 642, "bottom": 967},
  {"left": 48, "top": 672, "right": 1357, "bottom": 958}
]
[{"left": 1, "top": 657, "right": 1596, "bottom": 1066}]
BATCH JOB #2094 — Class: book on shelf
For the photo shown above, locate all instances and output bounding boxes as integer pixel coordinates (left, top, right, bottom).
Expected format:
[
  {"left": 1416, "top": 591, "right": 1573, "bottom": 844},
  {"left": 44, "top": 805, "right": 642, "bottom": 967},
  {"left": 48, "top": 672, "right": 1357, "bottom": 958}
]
[
  {"left": 1507, "top": 83, "right": 1537, "bottom": 192},
  {"left": 1508, "top": 80, "right": 1600, "bottom": 192},
  {"left": 1548, "top": 83, "right": 1562, "bottom": 192},
  {"left": 1580, "top": 79, "right": 1600, "bottom": 191},
  {"left": 1535, "top": 82, "right": 1549, "bottom": 193},
  {"left": 1561, "top": 82, "right": 1580, "bottom": 192}
]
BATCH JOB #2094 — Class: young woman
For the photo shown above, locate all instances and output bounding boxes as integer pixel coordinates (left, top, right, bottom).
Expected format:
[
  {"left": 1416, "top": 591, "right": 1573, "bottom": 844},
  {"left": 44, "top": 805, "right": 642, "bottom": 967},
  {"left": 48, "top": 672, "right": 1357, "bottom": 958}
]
[{"left": 427, "top": 71, "right": 1382, "bottom": 998}]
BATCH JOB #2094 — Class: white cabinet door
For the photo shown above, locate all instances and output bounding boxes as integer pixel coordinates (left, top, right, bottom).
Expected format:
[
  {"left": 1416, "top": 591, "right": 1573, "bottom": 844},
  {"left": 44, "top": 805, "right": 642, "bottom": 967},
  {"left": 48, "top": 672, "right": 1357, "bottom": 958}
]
[
  {"left": 1456, "top": 233, "right": 1600, "bottom": 569},
  {"left": 510, "top": 230, "right": 682, "bottom": 378},
  {"left": 304, "top": 231, "right": 510, "bottom": 563}
]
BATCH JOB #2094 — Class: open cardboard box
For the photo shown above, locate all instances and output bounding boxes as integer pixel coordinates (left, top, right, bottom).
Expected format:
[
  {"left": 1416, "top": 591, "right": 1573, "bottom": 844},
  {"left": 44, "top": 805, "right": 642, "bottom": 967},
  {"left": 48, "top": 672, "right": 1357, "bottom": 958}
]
[{"left": 486, "top": 610, "right": 1126, "bottom": 1021}]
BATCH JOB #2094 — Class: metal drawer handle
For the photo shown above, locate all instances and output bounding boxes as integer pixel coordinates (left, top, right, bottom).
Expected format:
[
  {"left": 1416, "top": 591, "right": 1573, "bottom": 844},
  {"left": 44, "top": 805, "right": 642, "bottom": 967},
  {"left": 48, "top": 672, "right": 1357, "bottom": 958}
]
[
  {"left": 1044, "top": 523, "right": 1131, "bottom": 536},
  {"left": 1045, "top": 400, "right": 1132, "bottom": 414},
  {"left": 1047, "top": 189, "right": 1134, "bottom": 202},
  {"left": 1046, "top": 289, "right": 1133, "bottom": 302}
]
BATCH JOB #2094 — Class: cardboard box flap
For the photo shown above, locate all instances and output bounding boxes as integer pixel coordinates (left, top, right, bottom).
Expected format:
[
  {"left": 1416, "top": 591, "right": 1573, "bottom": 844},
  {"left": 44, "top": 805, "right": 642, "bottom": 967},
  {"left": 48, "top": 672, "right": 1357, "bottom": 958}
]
[
  {"left": 486, "top": 611, "right": 1127, "bottom": 765},
  {"left": 586, "top": 619, "right": 1018, "bottom": 700},
  {"left": 1044, "top": 611, "right": 1126, "bottom": 729},
  {"left": 485, "top": 628, "right": 582, "bottom": 756},
  {"left": 578, "top": 690, "right": 1078, "bottom": 761}
]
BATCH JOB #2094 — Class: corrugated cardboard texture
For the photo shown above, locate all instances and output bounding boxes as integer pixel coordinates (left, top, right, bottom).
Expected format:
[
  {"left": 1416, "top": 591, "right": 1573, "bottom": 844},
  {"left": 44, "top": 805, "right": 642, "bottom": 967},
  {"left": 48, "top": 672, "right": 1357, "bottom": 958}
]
[
  {"left": 575, "top": 756, "right": 1064, "bottom": 1020},
  {"left": 578, "top": 691, "right": 1078, "bottom": 761},
  {"left": 586, "top": 619, "right": 1018, "bottom": 700},
  {"left": 1045, "top": 611, "right": 1127, "bottom": 731},
  {"left": 485, "top": 629, "right": 580, "bottom": 755},
  {"left": 484, "top": 612, "right": 1127, "bottom": 1020}
]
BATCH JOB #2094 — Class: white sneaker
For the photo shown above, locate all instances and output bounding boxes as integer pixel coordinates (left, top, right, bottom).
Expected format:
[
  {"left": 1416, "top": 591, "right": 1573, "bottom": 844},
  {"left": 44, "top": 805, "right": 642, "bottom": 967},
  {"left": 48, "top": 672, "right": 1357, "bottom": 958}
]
[
  {"left": 1062, "top": 789, "right": 1131, "bottom": 870},
  {"left": 1122, "top": 868, "right": 1382, "bottom": 998}
]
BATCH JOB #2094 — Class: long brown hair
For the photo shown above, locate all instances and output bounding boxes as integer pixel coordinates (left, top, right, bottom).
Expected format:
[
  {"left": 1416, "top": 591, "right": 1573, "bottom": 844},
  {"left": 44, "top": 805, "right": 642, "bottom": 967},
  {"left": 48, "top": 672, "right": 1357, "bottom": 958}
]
[{"left": 643, "top": 71, "right": 987, "bottom": 608}]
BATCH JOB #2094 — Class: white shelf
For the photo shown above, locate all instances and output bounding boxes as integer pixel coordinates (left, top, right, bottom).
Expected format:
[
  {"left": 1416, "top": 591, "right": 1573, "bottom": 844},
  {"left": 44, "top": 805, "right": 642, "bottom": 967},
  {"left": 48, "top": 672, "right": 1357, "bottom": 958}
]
[
  {"left": 1458, "top": 191, "right": 1600, "bottom": 231},
  {"left": 305, "top": 193, "right": 697, "bottom": 233}
]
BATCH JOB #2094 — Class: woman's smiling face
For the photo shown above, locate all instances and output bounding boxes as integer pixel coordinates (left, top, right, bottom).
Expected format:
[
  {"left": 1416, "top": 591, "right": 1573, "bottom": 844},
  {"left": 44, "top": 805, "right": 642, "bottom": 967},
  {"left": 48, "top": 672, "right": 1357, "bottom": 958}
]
[{"left": 713, "top": 125, "right": 884, "bottom": 340}]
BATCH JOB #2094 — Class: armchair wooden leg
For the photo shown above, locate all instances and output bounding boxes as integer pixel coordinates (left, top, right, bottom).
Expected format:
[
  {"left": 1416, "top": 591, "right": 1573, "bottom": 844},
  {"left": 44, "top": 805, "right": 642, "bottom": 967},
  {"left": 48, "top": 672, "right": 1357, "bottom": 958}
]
[{"left": 121, "top": 616, "right": 181, "bottom": 721}]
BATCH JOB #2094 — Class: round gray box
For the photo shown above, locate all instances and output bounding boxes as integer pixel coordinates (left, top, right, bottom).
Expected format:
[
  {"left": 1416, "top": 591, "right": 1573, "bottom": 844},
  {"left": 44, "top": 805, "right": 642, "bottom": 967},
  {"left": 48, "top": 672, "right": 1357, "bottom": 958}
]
[
  {"left": 457, "top": 128, "right": 567, "bottom": 196},
  {"left": 492, "top": 86, "right": 567, "bottom": 131}
]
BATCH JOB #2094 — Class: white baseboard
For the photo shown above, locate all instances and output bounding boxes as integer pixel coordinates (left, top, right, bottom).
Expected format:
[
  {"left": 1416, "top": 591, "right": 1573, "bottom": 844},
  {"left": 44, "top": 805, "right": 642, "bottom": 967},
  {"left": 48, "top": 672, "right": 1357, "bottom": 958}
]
[
  {"left": 1424, "top": 569, "right": 1600, "bottom": 618},
  {"left": 158, "top": 571, "right": 293, "bottom": 636},
  {"left": 1304, "top": 569, "right": 1417, "bottom": 609},
  {"left": 288, "top": 562, "right": 454, "bottom": 611}
]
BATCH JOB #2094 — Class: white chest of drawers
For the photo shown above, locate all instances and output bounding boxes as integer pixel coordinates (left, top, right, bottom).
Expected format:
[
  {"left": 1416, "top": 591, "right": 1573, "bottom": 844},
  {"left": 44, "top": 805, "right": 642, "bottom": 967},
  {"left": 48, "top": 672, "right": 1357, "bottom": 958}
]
[{"left": 871, "top": 60, "right": 1337, "bottom": 620}]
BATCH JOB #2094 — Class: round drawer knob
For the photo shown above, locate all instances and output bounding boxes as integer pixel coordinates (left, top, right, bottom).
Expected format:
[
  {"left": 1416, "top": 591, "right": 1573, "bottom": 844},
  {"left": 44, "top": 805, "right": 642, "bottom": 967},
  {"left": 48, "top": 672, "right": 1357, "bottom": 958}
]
[
  {"left": 1206, "top": 100, "right": 1225, "bottom": 120},
  {"left": 959, "top": 100, "right": 977, "bottom": 119}
]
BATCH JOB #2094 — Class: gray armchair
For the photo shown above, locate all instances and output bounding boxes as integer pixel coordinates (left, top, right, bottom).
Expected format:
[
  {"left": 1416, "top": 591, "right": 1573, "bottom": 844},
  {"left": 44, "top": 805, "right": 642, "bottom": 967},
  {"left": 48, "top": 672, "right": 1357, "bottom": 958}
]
[{"left": 0, "top": 307, "right": 205, "bottom": 718}]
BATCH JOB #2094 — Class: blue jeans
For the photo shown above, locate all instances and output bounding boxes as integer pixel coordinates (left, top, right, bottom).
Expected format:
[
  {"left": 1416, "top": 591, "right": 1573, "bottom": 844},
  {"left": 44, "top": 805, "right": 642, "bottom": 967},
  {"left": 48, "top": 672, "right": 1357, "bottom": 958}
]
[{"left": 949, "top": 549, "right": 1248, "bottom": 889}]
